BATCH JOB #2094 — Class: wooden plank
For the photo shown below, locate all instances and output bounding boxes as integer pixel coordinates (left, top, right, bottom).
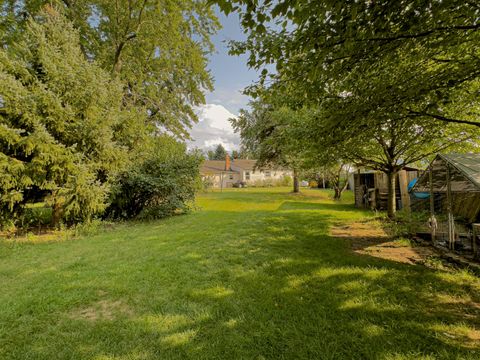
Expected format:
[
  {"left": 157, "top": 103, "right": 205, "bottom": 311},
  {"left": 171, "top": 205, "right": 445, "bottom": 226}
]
[
  {"left": 375, "top": 172, "right": 388, "bottom": 192},
  {"left": 473, "top": 224, "right": 479, "bottom": 260},
  {"left": 446, "top": 164, "right": 454, "bottom": 250},
  {"left": 407, "top": 171, "right": 418, "bottom": 182},
  {"left": 354, "top": 174, "right": 363, "bottom": 208},
  {"left": 398, "top": 170, "right": 410, "bottom": 211},
  {"left": 429, "top": 167, "right": 436, "bottom": 245}
]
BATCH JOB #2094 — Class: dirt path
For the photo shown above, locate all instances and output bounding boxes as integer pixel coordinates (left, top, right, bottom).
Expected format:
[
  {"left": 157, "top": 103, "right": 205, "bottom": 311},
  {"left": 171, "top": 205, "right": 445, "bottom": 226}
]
[{"left": 331, "top": 220, "right": 437, "bottom": 265}]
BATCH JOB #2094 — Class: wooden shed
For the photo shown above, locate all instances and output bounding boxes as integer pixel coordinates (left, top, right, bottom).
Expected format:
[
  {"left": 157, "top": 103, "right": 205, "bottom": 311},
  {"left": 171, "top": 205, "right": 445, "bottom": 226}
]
[
  {"left": 410, "top": 153, "right": 480, "bottom": 258},
  {"left": 354, "top": 167, "right": 420, "bottom": 210}
]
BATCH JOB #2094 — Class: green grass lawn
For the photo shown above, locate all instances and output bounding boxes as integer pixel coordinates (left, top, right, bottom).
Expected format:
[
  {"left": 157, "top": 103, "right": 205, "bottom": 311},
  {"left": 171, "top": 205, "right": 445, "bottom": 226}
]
[{"left": 1, "top": 188, "right": 479, "bottom": 359}]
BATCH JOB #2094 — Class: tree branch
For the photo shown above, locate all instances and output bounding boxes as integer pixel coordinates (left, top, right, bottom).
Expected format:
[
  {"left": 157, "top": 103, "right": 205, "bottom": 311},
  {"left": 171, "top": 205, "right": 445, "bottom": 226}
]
[{"left": 408, "top": 110, "right": 480, "bottom": 127}]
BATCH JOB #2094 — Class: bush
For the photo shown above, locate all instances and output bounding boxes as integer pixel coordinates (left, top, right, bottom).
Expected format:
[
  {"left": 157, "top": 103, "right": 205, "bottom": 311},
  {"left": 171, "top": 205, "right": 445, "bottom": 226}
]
[
  {"left": 106, "top": 137, "right": 201, "bottom": 220},
  {"left": 70, "top": 219, "right": 111, "bottom": 238},
  {"left": 249, "top": 175, "right": 292, "bottom": 188},
  {"left": 387, "top": 210, "right": 430, "bottom": 238},
  {"left": 21, "top": 205, "right": 53, "bottom": 228},
  {"left": 201, "top": 177, "right": 214, "bottom": 191},
  {"left": 278, "top": 175, "right": 293, "bottom": 187}
]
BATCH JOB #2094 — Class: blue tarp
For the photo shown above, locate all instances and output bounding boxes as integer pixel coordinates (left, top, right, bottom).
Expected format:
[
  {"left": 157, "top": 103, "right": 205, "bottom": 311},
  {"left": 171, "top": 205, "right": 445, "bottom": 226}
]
[
  {"left": 408, "top": 178, "right": 430, "bottom": 199},
  {"left": 408, "top": 178, "right": 417, "bottom": 191}
]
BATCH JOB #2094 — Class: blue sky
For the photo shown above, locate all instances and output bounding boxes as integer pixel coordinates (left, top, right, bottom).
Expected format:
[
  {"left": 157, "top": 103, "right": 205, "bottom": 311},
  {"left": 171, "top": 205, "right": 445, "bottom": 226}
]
[
  {"left": 206, "top": 10, "right": 258, "bottom": 115},
  {"left": 188, "top": 8, "right": 258, "bottom": 151}
]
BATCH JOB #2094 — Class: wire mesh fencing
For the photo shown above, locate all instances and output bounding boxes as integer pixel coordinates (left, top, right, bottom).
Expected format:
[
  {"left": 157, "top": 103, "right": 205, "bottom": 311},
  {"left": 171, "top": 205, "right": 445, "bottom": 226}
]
[{"left": 409, "top": 163, "right": 480, "bottom": 260}]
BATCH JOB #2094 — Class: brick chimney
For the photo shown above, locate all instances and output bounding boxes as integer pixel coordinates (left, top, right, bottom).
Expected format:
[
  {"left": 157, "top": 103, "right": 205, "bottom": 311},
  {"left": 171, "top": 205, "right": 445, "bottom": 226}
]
[{"left": 225, "top": 154, "right": 231, "bottom": 171}]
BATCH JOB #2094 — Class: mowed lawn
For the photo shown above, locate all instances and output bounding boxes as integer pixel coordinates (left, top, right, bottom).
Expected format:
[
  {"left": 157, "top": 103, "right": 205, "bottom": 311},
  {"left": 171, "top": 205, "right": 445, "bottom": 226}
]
[{"left": 1, "top": 188, "right": 479, "bottom": 359}]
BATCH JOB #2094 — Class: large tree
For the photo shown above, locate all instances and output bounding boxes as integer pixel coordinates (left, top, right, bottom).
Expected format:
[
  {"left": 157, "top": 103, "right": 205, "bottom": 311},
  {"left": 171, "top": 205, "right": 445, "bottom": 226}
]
[
  {"left": 304, "top": 107, "right": 480, "bottom": 217},
  {"left": 207, "top": 144, "right": 228, "bottom": 161},
  {"left": 232, "top": 101, "right": 309, "bottom": 193},
  {"left": 216, "top": 0, "right": 480, "bottom": 216},
  {"left": 0, "top": 5, "right": 215, "bottom": 228},
  {"left": 216, "top": 0, "right": 480, "bottom": 131},
  {"left": 1, "top": 0, "right": 219, "bottom": 137},
  {"left": 0, "top": 10, "right": 127, "bottom": 225}
]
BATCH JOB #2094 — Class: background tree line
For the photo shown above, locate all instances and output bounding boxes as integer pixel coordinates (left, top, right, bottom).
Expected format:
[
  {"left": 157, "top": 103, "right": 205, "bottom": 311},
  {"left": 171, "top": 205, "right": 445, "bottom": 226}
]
[{"left": 204, "top": 144, "right": 251, "bottom": 161}]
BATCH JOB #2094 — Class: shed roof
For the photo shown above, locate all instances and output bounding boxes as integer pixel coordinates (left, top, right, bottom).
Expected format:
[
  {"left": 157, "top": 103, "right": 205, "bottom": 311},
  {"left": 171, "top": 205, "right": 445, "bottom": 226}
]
[
  {"left": 412, "top": 153, "right": 480, "bottom": 193},
  {"left": 442, "top": 153, "right": 480, "bottom": 189},
  {"left": 356, "top": 166, "right": 420, "bottom": 174}
]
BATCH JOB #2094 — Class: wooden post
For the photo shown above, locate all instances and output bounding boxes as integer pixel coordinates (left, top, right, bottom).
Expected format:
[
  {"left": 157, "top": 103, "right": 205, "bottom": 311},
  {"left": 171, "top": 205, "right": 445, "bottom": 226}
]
[
  {"left": 398, "top": 170, "right": 410, "bottom": 211},
  {"left": 429, "top": 166, "right": 436, "bottom": 245},
  {"left": 472, "top": 224, "right": 479, "bottom": 260},
  {"left": 446, "top": 164, "right": 454, "bottom": 250}
]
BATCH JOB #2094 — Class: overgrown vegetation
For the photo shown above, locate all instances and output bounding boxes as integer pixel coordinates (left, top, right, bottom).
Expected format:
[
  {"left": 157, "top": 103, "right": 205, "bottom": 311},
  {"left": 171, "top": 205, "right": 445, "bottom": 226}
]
[
  {"left": 107, "top": 137, "right": 202, "bottom": 220},
  {"left": 0, "top": 3, "right": 216, "bottom": 231},
  {"left": 249, "top": 175, "right": 293, "bottom": 188}
]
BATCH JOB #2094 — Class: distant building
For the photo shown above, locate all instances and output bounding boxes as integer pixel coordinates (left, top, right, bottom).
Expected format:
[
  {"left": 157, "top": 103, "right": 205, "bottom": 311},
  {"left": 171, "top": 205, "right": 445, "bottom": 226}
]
[{"left": 200, "top": 155, "right": 292, "bottom": 188}]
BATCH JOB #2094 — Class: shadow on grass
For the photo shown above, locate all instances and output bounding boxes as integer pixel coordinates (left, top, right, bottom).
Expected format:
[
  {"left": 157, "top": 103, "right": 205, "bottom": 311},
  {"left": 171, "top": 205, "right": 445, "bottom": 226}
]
[{"left": 1, "top": 206, "right": 479, "bottom": 359}]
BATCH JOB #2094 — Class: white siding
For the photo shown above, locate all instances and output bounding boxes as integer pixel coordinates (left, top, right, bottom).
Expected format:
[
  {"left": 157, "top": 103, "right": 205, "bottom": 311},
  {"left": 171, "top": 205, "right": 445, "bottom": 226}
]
[
  {"left": 202, "top": 172, "right": 241, "bottom": 188},
  {"left": 230, "top": 165, "right": 292, "bottom": 185}
]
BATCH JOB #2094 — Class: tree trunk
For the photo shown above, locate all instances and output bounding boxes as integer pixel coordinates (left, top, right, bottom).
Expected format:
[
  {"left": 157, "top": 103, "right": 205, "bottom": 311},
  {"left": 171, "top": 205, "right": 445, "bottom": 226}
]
[
  {"left": 293, "top": 169, "right": 300, "bottom": 193},
  {"left": 51, "top": 199, "right": 63, "bottom": 229},
  {"left": 333, "top": 179, "right": 348, "bottom": 200},
  {"left": 334, "top": 188, "right": 340, "bottom": 200},
  {"left": 387, "top": 171, "right": 397, "bottom": 218}
]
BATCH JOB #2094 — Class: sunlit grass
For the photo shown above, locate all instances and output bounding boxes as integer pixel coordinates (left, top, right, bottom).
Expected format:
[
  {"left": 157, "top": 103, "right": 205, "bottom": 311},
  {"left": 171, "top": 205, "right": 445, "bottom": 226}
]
[{"left": 0, "top": 188, "right": 479, "bottom": 359}]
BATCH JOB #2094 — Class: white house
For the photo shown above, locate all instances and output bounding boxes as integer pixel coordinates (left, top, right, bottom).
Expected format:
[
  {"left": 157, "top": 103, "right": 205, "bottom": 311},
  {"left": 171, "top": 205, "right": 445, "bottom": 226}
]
[{"left": 200, "top": 155, "right": 292, "bottom": 189}]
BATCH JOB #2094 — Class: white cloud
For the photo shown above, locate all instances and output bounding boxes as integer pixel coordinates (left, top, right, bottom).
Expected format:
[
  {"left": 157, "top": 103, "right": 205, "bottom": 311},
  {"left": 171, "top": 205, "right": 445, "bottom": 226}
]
[
  {"left": 187, "top": 104, "right": 240, "bottom": 151},
  {"left": 206, "top": 87, "right": 250, "bottom": 114}
]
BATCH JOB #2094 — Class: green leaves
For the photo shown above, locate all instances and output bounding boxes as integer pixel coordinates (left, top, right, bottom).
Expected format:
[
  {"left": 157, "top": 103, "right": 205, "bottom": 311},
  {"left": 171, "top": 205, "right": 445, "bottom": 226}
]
[
  {"left": 208, "top": 144, "right": 228, "bottom": 160},
  {"left": 106, "top": 136, "right": 202, "bottom": 220},
  {"left": 0, "top": 1, "right": 221, "bottom": 228},
  {"left": 217, "top": 0, "right": 480, "bottom": 130},
  {"left": 1, "top": 0, "right": 219, "bottom": 138},
  {"left": 213, "top": 0, "right": 238, "bottom": 15},
  {"left": 0, "top": 11, "right": 126, "bottom": 226}
]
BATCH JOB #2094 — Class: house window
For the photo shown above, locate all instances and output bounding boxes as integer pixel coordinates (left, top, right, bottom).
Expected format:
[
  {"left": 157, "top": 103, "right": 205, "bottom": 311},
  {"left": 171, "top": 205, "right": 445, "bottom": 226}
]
[
  {"left": 265, "top": 171, "right": 271, "bottom": 177},
  {"left": 245, "top": 171, "right": 250, "bottom": 180}
]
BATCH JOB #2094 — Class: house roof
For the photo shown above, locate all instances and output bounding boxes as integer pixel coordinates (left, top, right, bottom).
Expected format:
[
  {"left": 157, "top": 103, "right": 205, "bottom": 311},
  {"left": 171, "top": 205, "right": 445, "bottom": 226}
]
[
  {"left": 200, "top": 158, "right": 288, "bottom": 175},
  {"left": 231, "top": 159, "right": 257, "bottom": 170},
  {"left": 200, "top": 160, "right": 238, "bottom": 175},
  {"left": 412, "top": 153, "right": 480, "bottom": 193}
]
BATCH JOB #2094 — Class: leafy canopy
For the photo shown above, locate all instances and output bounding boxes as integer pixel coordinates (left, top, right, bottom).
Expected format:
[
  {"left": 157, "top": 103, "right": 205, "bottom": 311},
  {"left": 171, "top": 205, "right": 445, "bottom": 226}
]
[
  {"left": 1, "top": 0, "right": 220, "bottom": 137},
  {"left": 216, "top": 0, "right": 480, "bottom": 129}
]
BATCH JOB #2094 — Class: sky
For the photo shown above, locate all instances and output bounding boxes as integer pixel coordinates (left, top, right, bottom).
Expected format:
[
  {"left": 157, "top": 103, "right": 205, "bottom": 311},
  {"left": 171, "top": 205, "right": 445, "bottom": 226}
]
[{"left": 188, "top": 8, "right": 259, "bottom": 152}]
